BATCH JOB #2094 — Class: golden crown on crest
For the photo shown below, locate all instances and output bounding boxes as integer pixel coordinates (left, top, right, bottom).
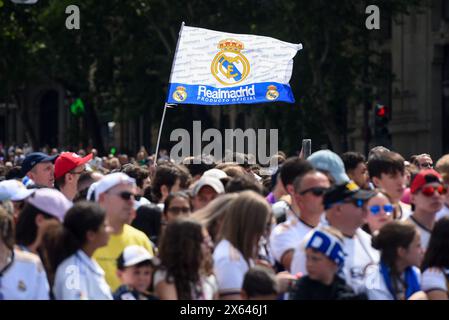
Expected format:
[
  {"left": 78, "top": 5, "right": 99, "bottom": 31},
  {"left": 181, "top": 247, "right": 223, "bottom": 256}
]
[{"left": 217, "top": 39, "right": 244, "bottom": 52}]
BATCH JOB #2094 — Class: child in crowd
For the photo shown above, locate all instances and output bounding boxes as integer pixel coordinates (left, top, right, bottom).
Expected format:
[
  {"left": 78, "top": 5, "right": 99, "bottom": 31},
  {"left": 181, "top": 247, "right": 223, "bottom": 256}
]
[
  {"left": 241, "top": 266, "right": 279, "bottom": 300},
  {"left": 289, "top": 226, "right": 366, "bottom": 300},
  {"left": 114, "top": 245, "right": 158, "bottom": 300}
]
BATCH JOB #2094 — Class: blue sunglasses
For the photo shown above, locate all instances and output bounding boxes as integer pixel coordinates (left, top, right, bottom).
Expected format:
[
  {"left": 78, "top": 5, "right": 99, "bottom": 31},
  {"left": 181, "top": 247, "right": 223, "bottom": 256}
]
[{"left": 369, "top": 204, "right": 394, "bottom": 215}]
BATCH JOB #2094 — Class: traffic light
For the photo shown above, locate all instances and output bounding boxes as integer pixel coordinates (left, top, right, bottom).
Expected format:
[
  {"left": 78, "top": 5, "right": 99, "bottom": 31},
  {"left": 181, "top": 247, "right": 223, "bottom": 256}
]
[{"left": 373, "top": 104, "right": 391, "bottom": 145}]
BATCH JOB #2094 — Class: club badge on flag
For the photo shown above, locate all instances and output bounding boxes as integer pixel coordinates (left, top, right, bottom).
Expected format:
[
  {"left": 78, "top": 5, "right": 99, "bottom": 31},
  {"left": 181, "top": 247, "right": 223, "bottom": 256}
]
[{"left": 166, "top": 24, "right": 302, "bottom": 106}]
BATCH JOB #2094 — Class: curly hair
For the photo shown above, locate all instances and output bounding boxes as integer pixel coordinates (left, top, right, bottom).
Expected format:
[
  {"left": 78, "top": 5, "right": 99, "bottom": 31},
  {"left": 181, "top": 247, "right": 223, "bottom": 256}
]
[{"left": 157, "top": 218, "right": 206, "bottom": 300}]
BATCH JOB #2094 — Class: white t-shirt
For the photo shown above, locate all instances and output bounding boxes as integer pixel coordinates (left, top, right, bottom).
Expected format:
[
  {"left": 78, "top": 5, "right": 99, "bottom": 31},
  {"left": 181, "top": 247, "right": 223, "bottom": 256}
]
[
  {"left": 407, "top": 216, "right": 432, "bottom": 251},
  {"left": 399, "top": 201, "right": 412, "bottom": 221},
  {"left": 213, "top": 239, "right": 252, "bottom": 296},
  {"left": 153, "top": 269, "right": 218, "bottom": 300},
  {"left": 364, "top": 264, "right": 421, "bottom": 300},
  {"left": 53, "top": 250, "right": 112, "bottom": 300},
  {"left": 0, "top": 249, "right": 50, "bottom": 300},
  {"left": 291, "top": 227, "right": 379, "bottom": 293},
  {"left": 269, "top": 215, "right": 313, "bottom": 266},
  {"left": 436, "top": 204, "right": 449, "bottom": 221},
  {"left": 421, "top": 268, "right": 449, "bottom": 293}
]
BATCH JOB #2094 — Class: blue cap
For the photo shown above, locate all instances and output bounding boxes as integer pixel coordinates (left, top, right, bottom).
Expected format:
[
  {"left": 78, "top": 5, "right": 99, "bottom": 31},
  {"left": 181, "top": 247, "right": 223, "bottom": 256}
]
[
  {"left": 308, "top": 150, "right": 350, "bottom": 185},
  {"left": 305, "top": 228, "right": 346, "bottom": 268},
  {"left": 21, "top": 152, "right": 58, "bottom": 176}
]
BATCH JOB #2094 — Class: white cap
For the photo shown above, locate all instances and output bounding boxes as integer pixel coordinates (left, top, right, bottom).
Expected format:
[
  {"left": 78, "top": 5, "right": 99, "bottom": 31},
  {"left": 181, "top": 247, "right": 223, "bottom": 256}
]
[
  {"left": 192, "top": 176, "right": 225, "bottom": 196},
  {"left": 120, "top": 245, "right": 155, "bottom": 267},
  {"left": 0, "top": 180, "right": 35, "bottom": 201},
  {"left": 203, "top": 168, "right": 227, "bottom": 180},
  {"left": 26, "top": 188, "right": 73, "bottom": 222},
  {"left": 94, "top": 173, "right": 136, "bottom": 202}
]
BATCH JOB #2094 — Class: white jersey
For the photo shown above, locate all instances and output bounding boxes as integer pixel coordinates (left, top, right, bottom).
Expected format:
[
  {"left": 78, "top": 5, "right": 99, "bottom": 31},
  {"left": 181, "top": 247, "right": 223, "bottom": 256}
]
[
  {"left": 213, "top": 239, "right": 252, "bottom": 296},
  {"left": 291, "top": 227, "right": 379, "bottom": 293},
  {"left": 407, "top": 215, "right": 431, "bottom": 251},
  {"left": 364, "top": 264, "right": 421, "bottom": 300},
  {"left": 435, "top": 204, "right": 449, "bottom": 221},
  {"left": 269, "top": 215, "right": 314, "bottom": 266},
  {"left": 0, "top": 249, "right": 50, "bottom": 300},
  {"left": 421, "top": 268, "right": 449, "bottom": 293},
  {"left": 53, "top": 250, "right": 112, "bottom": 300}
]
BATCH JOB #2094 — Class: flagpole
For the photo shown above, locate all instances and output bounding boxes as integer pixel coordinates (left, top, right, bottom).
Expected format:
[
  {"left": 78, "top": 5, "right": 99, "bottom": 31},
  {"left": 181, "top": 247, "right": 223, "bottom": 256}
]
[{"left": 154, "top": 21, "right": 185, "bottom": 164}]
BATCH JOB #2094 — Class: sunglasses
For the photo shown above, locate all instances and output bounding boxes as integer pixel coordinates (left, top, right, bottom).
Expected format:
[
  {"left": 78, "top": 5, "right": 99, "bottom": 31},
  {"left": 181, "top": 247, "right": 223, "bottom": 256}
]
[
  {"left": 110, "top": 191, "right": 135, "bottom": 201},
  {"left": 167, "top": 206, "right": 191, "bottom": 214},
  {"left": 420, "top": 185, "right": 447, "bottom": 197},
  {"left": 299, "top": 187, "right": 328, "bottom": 196},
  {"left": 369, "top": 204, "right": 394, "bottom": 215}
]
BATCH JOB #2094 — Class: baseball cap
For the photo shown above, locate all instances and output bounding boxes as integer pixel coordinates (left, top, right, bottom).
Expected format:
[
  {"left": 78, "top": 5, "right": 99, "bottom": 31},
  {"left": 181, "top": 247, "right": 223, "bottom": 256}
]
[
  {"left": 54, "top": 152, "right": 93, "bottom": 179},
  {"left": 26, "top": 188, "right": 73, "bottom": 222},
  {"left": 305, "top": 227, "right": 346, "bottom": 268},
  {"left": 0, "top": 180, "right": 35, "bottom": 202},
  {"left": 323, "top": 180, "right": 376, "bottom": 209},
  {"left": 94, "top": 172, "right": 136, "bottom": 201},
  {"left": 117, "top": 245, "right": 157, "bottom": 269},
  {"left": 308, "top": 150, "right": 350, "bottom": 185},
  {"left": 192, "top": 176, "right": 224, "bottom": 196},
  {"left": 203, "top": 168, "right": 227, "bottom": 180},
  {"left": 410, "top": 169, "right": 443, "bottom": 194},
  {"left": 21, "top": 152, "right": 58, "bottom": 176}
]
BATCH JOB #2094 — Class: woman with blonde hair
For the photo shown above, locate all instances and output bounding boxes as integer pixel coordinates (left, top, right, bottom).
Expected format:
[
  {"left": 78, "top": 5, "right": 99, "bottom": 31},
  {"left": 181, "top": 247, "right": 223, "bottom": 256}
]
[
  {"left": 191, "top": 193, "right": 238, "bottom": 244},
  {"left": 213, "top": 190, "right": 272, "bottom": 300}
]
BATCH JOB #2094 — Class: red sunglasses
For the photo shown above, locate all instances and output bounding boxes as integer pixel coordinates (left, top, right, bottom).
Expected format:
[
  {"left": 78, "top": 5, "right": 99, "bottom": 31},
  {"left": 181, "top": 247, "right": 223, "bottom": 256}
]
[{"left": 420, "top": 185, "right": 447, "bottom": 197}]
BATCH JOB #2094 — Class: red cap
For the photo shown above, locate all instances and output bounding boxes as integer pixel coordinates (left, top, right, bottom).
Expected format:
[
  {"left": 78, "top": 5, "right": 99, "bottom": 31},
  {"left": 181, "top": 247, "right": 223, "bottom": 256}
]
[
  {"left": 410, "top": 169, "right": 443, "bottom": 194},
  {"left": 54, "top": 152, "right": 93, "bottom": 179}
]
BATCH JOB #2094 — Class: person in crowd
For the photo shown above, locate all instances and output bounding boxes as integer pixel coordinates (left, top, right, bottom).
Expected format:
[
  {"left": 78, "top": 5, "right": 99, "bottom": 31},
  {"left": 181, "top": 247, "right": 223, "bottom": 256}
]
[
  {"left": 271, "top": 157, "right": 314, "bottom": 224},
  {"left": 363, "top": 190, "right": 394, "bottom": 235},
  {"left": 367, "top": 151, "right": 410, "bottom": 220},
  {"left": 270, "top": 168, "right": 330, "bottom": 271},
  {"left": 191, "top": 176, "right": 224, "bottom": 211},
  {"left": 182, "top": 155, "right": 216, "bottom": 182},
  {"left": 412, "top": 154, "right": 434, "bottom": 170},
  {"left": 0, "top": 207, "right": 50, "bottom": 300},
  {"left": 408, "top": 169, "right": 445, "bottom": 250},
  {"left": 225, "top": 175, "right": 264, "bottom": 195},
  {"left": 435, "top": 154, "right": 449, "bottom": 220},
  {"left": 21, "top": 152, "right": 58, "bottom": 188},
  {"left": 15, "top": 188, "right": 72, "bottom": 255},
  {"left": 241, "top": 266, "right": 279, "bottom": 300},
  {"left": 341, "top": 152, "right": 370, "bottom": 189},
  {"left": 162, "top": 191, "right": 192, "bottom": 225},
  {"left": 121, "top": 164, "right": 152, "bottom": 209},
  {"left": 213, "top": 190, "right": 272, "bottom": 300},
  {"left": 93, "top": 172, "right": 154, "bottom": 292},
  {"left": 365, "top": 221, "right": 426, "bottom": 300},
  {"left": 421, "top": 217, "right": 449, "bottom": 300},
  {"left": 54, "top": 152, "right": 92, "bottom": 201},
  {"left": 0, "top": 180, "right": 34, "bottom": 222},
  {"left": 289, "top": 226, "right": 366, "bottom": 300},
  {"left": 151, "top": 163, "right": 190, "bottom": 208},
  {"left": 154, "top": 218, "right": 218, "bottom": 300},
  {"left": 53, "top": 201, "right": 111, "bottom": 300},
  {"left": 191, "top": 193, "right": 238, "bottom": 245},
  {"left": 290, "top": 181, "right": 379, "bottom": 293},
  {"left": 400, "top": 162, "right": 419, "bottom": 205},
  {"left": 73, "top": 171, "right": 104, "bottom": 202},
  {"left": 114, "top": 245, "right": 158, "bottom": 300},
  {"left": 265, "top": 168, "right": 287, "bottom": 205}
]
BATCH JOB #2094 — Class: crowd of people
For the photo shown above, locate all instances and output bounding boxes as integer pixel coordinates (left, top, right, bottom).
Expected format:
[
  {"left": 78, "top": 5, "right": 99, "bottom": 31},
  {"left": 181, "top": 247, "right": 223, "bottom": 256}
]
[{"left": 0, "top": 143, "right": 448, "bottom": 300}]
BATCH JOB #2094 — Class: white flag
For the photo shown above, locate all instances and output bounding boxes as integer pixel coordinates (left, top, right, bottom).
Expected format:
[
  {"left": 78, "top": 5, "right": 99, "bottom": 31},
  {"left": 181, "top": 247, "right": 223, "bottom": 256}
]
[{"left": 167, "top": 24, "right": 302, "bottom": 105}]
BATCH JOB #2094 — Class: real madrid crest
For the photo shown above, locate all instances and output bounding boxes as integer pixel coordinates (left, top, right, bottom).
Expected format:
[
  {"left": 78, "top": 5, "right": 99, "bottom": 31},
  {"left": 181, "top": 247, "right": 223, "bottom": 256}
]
[
  {"left": 173, "top": 86, "right": 187, "bottom": 102},
  {"left": 266, "top": 85, "right": 279, "bottom": 101},
  {"left": 211, "top": 39, "right": 250, "bottom": 86}
]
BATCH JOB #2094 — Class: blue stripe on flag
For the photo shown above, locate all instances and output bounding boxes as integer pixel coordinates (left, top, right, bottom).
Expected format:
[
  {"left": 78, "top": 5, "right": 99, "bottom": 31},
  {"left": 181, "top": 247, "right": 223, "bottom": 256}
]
[{"left": 167, "top": 82, "right": 295, "bottom": 105}]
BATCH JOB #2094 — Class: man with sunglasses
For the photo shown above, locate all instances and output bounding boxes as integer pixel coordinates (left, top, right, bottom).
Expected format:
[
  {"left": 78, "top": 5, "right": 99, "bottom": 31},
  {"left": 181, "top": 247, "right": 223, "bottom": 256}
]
[
  {"left": 270, "top": 168, "right": 329, "bottom": 272},
  {"left": 408, "top": 169, "right": 445, "bottom": 251},
  {"left": 290, "top": 181, "right": 379, "bottom": 294},
  {"left": 54, "top": 152, "right": 93, "bottom": 201},
  {"left": 93, "top": 172, "right": 154, "bottom": 292}
]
